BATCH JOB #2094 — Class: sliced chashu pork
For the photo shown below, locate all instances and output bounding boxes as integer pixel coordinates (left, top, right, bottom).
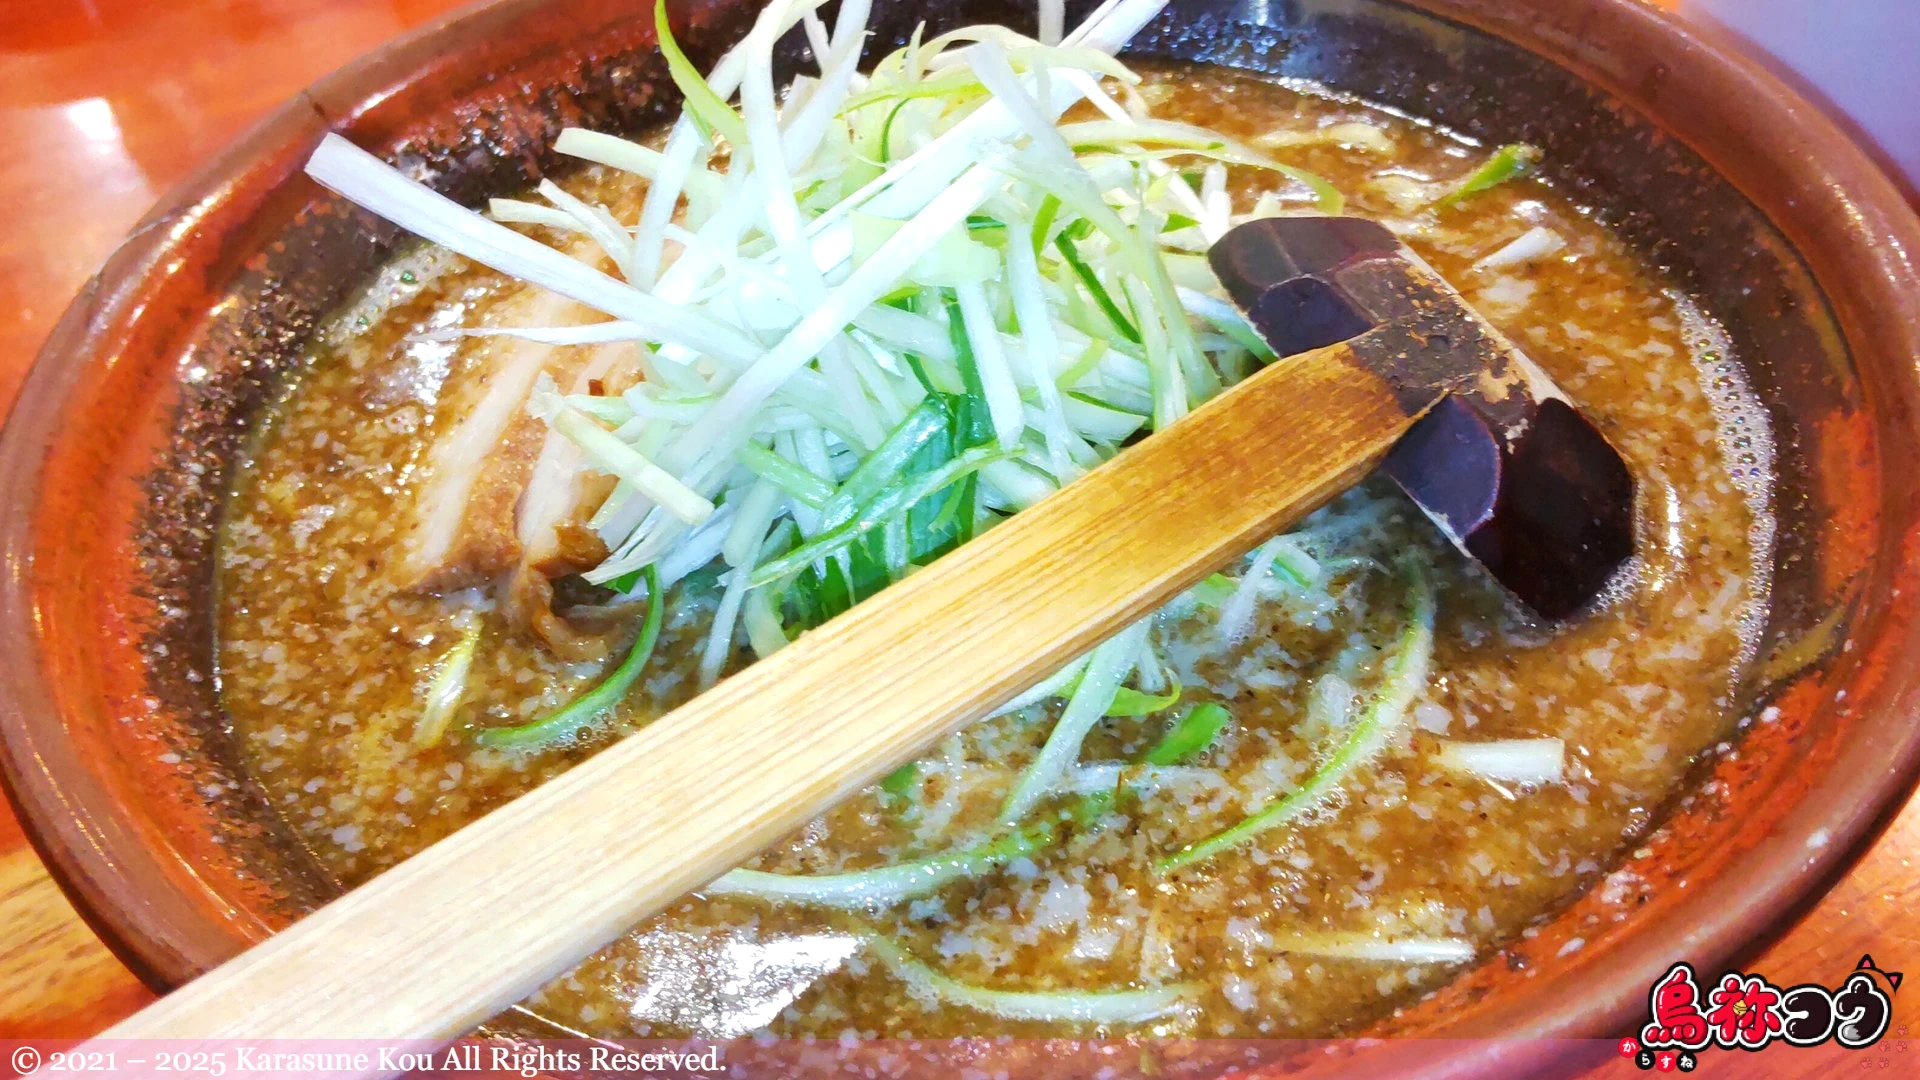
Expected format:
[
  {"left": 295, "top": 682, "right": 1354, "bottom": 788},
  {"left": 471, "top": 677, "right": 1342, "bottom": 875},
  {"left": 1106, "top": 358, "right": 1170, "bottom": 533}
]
[
  {"left": 395, "top": 284, "right": 633, "bottom": 596},
  {"left": 515, "top": 339, "right": 639, "bottom": 579},
  {"left": 507, "top": 343, "right": 643, "bottom": 660}
]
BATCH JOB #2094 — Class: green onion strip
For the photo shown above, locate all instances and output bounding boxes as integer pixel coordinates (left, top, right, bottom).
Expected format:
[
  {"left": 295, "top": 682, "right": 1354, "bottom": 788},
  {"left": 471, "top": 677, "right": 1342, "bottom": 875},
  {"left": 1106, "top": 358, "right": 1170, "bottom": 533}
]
[
  {"left": 1158, "top": 557, "right": 1436, "bottom": 872},
  {"left": 476, "top": 565, "right": 666, "bottom": 752}
]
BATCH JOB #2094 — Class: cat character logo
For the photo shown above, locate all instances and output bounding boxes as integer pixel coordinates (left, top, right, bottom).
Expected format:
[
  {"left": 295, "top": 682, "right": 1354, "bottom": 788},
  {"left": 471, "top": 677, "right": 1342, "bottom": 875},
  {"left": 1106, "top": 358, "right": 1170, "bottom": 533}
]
[
  {"left": 1833, "top": 955, "right": 1899, "bottom": 1048},
  {"left": 1620, "top": 955, "right": 1896, "bottom": 1070}
]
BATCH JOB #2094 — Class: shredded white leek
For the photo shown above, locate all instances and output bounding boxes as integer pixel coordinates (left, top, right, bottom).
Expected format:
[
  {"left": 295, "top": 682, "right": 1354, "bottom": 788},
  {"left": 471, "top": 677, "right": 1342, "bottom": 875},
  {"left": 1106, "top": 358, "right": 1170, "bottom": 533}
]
[
  {"left": 1433, "top": 738, "right": 1565, "bottom": 786},
  {"left": 706, "top": 826, "right": 1046, "bottom": 909},
  {"left": 998, "top": 620, "right": 1147, "bottom": 825},
  {"left": 411, "top": 620, "right": 482, "bottom": 748},
  {"left": 1473, "top": 225, "right": 1567, "bottom": 271},
  {"left": 300, "top": 0, "right": 1359, "bottom": 606},
  {"left": 300, "top": 1, "right": 1497, "bottom": 954},
  {"left": 865, "top": 934, "right": 1194, "bottom": 1023},
  {"left": 529, "top": 378, "right": 714, "bottom": 525},
  {"left": 1159, "top": 556, "right": 1436, "bottom": 872}
]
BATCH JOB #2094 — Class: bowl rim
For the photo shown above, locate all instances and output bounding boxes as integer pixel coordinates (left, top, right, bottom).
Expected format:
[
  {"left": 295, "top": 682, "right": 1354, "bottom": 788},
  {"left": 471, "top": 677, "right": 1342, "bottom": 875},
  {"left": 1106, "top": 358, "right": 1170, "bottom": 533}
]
[{"left": 4, "top": 0, "right": 1919, "bottom": 1052}]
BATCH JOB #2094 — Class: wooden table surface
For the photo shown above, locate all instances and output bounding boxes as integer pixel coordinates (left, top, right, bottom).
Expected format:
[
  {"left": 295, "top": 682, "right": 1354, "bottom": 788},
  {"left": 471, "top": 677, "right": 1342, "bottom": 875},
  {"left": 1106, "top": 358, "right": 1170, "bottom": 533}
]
[{"left": 0, "top": 0, "right": 1912, "bottom": 1064}]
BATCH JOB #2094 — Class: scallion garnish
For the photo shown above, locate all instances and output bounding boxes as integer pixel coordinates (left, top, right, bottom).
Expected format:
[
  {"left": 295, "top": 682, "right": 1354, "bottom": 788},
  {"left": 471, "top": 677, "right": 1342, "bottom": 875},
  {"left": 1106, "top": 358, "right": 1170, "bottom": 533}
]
[
  {"left": 476, "top": 565, "right": 665, "bottom": 752},
  {"left": 1142, "top": 702, "right": 1232, "bottom": 766},
  {"left": 708, "top": 821, "right": 1052, "bottom": 908},
  {"left": 1437, "top": 143, "right": 1542, "bottom": 208},
  {"left": 653, "top": 0, "right": 748, "bottom": 149},
  {"left": 1158, "top": 556, "right": 1435, "bottom": 872},
  {"left": 305, "top": 0, "right": 1480, "bottom": 933},
  {"left": 1056, "top": 220, "right": 1143, "bottom": 343},
  {"left": 1105, "top": 685, "right": 1181, "bottom": 717}
]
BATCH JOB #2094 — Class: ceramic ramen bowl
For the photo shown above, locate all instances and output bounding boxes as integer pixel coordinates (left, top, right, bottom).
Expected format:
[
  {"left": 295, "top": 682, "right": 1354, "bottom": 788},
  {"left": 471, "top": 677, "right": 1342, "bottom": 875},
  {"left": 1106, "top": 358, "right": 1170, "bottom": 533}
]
[{"left": 3, "top": 0, "right": 1918, "bottom": 1067}]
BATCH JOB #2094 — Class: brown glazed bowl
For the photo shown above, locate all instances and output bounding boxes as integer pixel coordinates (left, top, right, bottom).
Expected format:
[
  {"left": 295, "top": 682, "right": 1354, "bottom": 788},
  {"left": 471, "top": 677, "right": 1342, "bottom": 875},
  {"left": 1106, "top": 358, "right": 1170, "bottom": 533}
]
[{"left": 3, "top": 0, "right": 1918, "bottom": 1065}]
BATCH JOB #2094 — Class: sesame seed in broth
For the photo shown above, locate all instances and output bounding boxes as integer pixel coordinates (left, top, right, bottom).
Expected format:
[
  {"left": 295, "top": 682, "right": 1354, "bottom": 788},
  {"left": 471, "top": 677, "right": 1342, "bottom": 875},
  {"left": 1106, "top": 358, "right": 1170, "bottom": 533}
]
[{"left": 215, "top": 70, "right": 1770, "bottom": 1039}]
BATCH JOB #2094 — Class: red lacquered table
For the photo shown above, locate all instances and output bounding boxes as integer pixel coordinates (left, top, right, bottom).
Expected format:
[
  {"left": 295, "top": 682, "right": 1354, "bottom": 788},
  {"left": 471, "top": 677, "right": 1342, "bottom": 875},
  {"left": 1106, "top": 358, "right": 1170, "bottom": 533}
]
[{"left": 0, "top": 0, "right": 1912, "bottom": 1066}]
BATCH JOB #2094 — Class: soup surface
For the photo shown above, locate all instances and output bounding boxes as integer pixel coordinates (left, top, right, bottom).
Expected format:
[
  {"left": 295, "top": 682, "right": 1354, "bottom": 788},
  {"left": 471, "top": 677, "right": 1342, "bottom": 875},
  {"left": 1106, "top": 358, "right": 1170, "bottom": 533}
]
[{"left": 217, "top": 64, "right": 1771, "bottom": 1039}]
